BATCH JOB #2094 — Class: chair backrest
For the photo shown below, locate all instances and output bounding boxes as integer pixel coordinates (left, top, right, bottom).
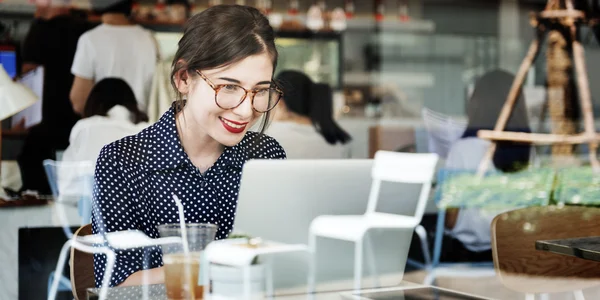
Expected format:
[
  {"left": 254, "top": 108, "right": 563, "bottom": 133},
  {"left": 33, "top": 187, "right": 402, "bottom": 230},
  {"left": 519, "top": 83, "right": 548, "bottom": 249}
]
[
  {"left": 43, "top": 159, "right": 95, "bottom": 237},
  {"left": 69, "top": 224, "right": 95, "bottom": 300},
  {"left": 421, "top": 107, "right": 467, "bottom": 159},
  {"left": 367, "top": 151, "right": 439, "bottom": 221},
  {"left": 491, "top": 205, "right": 600, "bottom": 294}
]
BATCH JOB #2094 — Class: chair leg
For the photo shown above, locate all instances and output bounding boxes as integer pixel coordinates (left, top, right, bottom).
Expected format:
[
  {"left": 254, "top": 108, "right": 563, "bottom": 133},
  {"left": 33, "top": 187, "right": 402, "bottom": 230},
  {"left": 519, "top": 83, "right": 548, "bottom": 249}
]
[
  {"left": 354, "top": 239, "right": 364, "bottom": 292},
  {"left": 365, "top": 233, "right": 379, "bottom": 288},
  {"left": 432, "top": 210, "right": 446, "bottom": 267},
  {"left": 415, "top": 225, "right": 432, "bottom": 267},
  {"left": 47, "top": 273, "right": 71, "bottom": 298},
  {"left": 48, "top": 239, "right": 72, "bottom": 300},
  {"left": 142, "top": 249, "right": 149, "bottom": 300},
  {"left": 99, "top": 250, "right": 116, "bottom": 300},
  {"left": 265, "top": 256, "right": 274, "bottom": 299},
  {"left": 307, "top": 233, "right": 317, "bottom": 294},
  {"left": 423, "top": 269, "right": 436, "bottom": 286},
  {"left": 244, "top": 265, "right": 252, "bottom": 300},
  {"left": 573, "top": 290, "right": 586, "bottom": 300}
]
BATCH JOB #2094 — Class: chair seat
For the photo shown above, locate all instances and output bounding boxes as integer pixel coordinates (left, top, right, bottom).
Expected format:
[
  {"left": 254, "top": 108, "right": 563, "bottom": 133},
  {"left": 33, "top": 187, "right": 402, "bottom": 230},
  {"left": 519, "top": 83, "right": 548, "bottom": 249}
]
[
  {"left": 310, "top": 213, "right": 420, "bottom": 241},
  {"left": 77, "top": 230, "right": 181, "bottom": 250}
]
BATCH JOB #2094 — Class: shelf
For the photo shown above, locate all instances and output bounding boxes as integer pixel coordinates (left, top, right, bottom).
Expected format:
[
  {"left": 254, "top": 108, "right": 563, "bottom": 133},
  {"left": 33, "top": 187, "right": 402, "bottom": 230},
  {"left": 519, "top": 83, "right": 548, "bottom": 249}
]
[
  {"left": 136, "top": 19, "right": 185, "bottom": 32},
  {"left": 344, "top": 71, "right": 435, "bottom": 88},
  {"left": 276, "top": 29, "right": 341, "bottom": 40},
  {"left": 346, "top": 18, "right": 436, "bottom": 33},
  {"left": 0, "top": 3, "right": 35, "bottom": 18},
  {"left": 137, "top": 20, "right": 343, "bottom": 39}
]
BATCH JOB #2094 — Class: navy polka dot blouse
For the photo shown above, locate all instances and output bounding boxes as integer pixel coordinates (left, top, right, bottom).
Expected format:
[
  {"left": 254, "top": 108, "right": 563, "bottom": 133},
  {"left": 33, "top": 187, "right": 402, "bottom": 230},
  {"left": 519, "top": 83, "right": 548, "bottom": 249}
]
[{"left": 91, "top": 106, "right": 286, "bottom": 287}]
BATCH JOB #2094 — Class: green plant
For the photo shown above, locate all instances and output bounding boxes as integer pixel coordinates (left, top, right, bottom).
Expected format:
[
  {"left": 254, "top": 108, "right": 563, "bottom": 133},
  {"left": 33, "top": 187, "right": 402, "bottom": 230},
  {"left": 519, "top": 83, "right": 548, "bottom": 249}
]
[{"left": 438, "top": 166, "right": 600, "bottom": 209}]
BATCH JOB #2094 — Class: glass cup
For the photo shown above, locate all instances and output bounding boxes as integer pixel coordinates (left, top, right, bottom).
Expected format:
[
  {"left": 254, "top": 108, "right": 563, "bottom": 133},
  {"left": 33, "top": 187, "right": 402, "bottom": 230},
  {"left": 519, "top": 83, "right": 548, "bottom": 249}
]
[{"left": 158, "top": 223, "right": 218, "bottom": 300}]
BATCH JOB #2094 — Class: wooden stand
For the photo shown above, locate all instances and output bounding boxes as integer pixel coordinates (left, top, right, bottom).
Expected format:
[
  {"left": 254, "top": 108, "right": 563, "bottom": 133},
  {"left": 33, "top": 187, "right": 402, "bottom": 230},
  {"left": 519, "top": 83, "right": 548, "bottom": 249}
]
[{"left": 477, "top": 0, "right": 600, "bottom": 175}]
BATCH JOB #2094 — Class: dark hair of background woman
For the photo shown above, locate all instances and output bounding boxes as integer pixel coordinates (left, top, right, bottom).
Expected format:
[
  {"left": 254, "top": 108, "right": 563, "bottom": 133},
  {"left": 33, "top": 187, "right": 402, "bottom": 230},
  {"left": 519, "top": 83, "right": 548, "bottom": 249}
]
[
  {"left": 170, "top": 4, "right": 278, "bottom": 134},
  {"left": 276, "top": 70, "right": 351, "bottom": 145},
  {"left": 83, "top": 77, "right": 149, "bottom": 124},
  {"left": 462, "top": 69, "right": 531, "bottom": 172}
]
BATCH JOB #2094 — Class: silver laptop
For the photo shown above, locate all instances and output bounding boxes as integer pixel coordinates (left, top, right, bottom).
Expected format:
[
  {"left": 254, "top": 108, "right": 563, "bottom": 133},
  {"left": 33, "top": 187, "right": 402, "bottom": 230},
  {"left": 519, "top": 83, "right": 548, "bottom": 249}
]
[{"left": 233, "top": 159, "right": 425, "bottom": 292}]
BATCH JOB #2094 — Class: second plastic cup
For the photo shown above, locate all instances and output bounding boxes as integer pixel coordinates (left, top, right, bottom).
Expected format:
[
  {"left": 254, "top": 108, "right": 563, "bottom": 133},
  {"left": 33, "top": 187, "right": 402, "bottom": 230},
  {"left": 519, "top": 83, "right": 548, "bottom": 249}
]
[{"left": 158, "top": 223, "right": 218, "bottom": 300}]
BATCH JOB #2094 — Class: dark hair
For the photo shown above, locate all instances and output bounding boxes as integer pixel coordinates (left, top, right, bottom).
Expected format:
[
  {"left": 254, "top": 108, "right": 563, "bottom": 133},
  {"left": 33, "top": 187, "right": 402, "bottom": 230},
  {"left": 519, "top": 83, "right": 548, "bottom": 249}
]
[
  {"left": 83, "top": 77, "right": 148, "bottom": 124},
  {"left": 171, "top": 5, "right": 278, "bottom": 134},
  {"left": 91, "top": 0, "right": 132, "bottom": 17},
  {"left": 462, "top": 69, "right": 531, "bottom": 172},
  {"left": 276, "top": 70, "right": 351, "bottom": 145}
]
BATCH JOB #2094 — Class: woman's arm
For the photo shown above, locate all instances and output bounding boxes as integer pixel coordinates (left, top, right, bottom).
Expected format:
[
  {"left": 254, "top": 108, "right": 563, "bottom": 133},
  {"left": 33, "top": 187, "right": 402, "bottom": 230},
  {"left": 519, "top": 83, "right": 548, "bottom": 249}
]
[
  {"left": 92, "top": 145, "right": 145, "bottom": 287},
  {"left": 118, "top": 267, "right": 165, "bottom": 287}
]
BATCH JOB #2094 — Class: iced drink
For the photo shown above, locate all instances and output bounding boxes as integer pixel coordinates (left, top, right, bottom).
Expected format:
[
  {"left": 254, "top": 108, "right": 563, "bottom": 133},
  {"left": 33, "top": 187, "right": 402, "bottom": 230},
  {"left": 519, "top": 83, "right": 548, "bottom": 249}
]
[
  {"left": 158, "top": 223, "right": 218, "bottom": 300},
  {"left": 163, "top": 252, "right": 203, "bottom": 300}
]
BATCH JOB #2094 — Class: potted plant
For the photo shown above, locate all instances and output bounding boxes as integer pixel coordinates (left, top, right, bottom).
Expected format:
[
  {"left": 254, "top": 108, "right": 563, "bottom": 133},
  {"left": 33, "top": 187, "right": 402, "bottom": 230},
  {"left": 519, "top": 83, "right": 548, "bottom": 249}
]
[{"left": 209, "top": 233, "right": 266, "bottom": 299}]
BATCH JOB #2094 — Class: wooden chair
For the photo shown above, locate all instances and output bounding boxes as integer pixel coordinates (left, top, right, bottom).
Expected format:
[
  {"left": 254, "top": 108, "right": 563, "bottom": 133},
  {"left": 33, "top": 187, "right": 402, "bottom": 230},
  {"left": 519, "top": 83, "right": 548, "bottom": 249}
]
[
  {"left": 491, "top": 205, "right": 600, "bottom": 299},
  {"left": 368, "top": 125, "right": 416, "bottom": 158},
  {"left": 69, "top": 224, "right": 95, "bottom": 300}
]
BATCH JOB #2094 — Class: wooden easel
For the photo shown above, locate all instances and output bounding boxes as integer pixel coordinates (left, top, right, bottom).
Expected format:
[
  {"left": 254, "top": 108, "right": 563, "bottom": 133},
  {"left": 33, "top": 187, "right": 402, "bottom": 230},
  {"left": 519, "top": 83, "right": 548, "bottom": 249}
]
[{"left": 477, "top": 0, "right": 600, "bottom": 175}]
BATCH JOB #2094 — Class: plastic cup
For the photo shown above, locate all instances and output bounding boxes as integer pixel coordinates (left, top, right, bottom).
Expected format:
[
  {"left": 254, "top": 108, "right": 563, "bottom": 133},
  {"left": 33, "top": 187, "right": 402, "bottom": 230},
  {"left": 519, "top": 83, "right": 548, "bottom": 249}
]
[{"left": 158, "top": 223, "right": 218, "bottom": 300}]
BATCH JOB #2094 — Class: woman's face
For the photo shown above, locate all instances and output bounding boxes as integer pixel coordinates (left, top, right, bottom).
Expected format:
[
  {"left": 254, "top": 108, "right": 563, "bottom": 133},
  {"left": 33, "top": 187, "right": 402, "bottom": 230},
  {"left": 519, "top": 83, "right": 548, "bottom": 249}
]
[{"left": 182, "top": 53, "right": 274, "bottom": 147}]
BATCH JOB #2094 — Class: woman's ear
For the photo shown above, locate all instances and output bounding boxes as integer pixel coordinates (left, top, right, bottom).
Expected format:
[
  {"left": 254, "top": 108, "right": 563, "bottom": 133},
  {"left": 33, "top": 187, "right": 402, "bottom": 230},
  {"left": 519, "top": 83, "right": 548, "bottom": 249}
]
[{"left": 174, "top": 68, "right": 191, "bottom": 95}]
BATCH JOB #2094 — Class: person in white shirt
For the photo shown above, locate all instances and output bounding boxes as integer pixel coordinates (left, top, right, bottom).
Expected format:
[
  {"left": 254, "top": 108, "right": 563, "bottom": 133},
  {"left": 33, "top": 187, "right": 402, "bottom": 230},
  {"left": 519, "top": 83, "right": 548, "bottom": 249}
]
[
  {"left": 268, "top": 70, "right": 351, "bottom": 158},
  {"left": 62, "top": 77, "right": 150, "bottom": 163},
  {"left": 69, "top": 0, "right": 157, "bottom": 114},
  {"left": 59, "top": 77, "right": 149, "bottom": 215},
  {"left": 441, "top": 69, "right": 532, "bottom": 262}
]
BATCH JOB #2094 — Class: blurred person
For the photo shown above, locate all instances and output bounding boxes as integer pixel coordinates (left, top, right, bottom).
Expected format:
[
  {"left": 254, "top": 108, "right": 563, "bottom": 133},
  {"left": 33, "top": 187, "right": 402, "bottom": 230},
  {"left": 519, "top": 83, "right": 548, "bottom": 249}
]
[
  {"left": 59, "top": 78, "right": 149, "bottom": 200},
  {"left": 16, "top": 1, "right": 93, "bottom": 195},
  {"left": 70, "top": 0, "right": 157, "bottom": 114},
  {"left": 269, "top": 70, "right": 351, "bottom": 158},
  {"left": 442, "top": 69, "right": 531, "bottom": 262},
  {"left": 91, "top": 5, "right": 285, "bottom": 287},
  {"left": 62, "top": 78, "right": 149, "bottom": 163}
]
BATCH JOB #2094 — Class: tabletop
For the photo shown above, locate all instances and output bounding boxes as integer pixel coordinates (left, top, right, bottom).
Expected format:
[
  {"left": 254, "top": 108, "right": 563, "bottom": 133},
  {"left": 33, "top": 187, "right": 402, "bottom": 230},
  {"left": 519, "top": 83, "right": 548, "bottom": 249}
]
[
  {"left": 536, "top": 236, "right": 600, "bottom": 262},
  {"left": 86, "top": 282, "right": 493, "bottom": 300}
]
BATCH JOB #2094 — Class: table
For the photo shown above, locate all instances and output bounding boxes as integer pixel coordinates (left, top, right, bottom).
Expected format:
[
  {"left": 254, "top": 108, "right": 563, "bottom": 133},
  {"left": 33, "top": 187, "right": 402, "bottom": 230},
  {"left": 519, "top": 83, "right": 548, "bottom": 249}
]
[
  {"left": 536, "top": 236, "right": 600, "bottom": 262},
  {"left": 0, "top": 201, "right": 80, "bottom": 300},
  {"left": 87, "top": 282, "right": 492, "bottom": 300}
]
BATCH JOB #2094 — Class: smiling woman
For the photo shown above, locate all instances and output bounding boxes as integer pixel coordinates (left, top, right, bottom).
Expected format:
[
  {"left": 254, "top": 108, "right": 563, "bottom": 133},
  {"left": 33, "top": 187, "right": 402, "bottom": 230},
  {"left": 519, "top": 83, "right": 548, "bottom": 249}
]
[{"left": 90, "top": 4, "right": 287, "bottom": 289}]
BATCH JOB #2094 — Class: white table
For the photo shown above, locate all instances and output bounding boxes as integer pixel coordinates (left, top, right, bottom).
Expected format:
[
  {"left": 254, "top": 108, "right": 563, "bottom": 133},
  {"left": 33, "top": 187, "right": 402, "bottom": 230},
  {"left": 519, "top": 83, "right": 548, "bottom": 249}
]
[{"left": 0, "top": 201, "right": 80, "bottom": 300}]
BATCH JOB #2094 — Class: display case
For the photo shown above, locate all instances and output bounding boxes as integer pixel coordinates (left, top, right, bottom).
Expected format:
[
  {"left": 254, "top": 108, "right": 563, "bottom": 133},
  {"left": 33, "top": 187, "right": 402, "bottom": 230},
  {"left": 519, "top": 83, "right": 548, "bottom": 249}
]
[
  {"left": 152, "top": 28, "right": 343, "bottom": 90},
  {"left": 274, "top": 31, "right": 343, "bottom": 89}
]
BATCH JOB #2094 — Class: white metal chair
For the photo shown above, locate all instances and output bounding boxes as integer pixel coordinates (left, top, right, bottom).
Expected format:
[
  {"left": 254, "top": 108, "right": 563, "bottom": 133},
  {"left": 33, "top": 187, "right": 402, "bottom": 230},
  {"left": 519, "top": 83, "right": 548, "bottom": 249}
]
[
  {"left": 307, "top": 151, "right": 439, "bottom": 292},
  {"left": 44, "top": 160, "right": 183, "bottom": 300},
  {"left": 43, "top": 159, "right": 95, "bottom": 299}
]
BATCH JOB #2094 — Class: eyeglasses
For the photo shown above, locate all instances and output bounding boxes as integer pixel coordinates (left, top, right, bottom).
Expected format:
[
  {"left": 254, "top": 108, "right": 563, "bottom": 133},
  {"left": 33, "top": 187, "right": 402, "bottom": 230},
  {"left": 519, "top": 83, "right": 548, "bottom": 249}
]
[{"left": 196, "top": 70, "right": 283, "bottom": 113}]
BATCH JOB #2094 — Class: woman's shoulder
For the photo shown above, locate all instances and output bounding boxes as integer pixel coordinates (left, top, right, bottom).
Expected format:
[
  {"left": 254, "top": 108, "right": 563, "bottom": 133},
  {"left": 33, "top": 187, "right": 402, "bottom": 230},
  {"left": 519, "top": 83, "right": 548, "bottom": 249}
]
[
  {"left": 96, "top": 124, "right": 155, "bottom": 169},
  {"left": 237, "top": 131, "right": 287, "bottom": 159}
]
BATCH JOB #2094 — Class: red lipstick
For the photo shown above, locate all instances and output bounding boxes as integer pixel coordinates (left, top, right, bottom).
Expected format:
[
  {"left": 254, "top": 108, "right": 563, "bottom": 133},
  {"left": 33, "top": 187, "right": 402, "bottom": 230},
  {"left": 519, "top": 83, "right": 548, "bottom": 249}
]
[{"left": 220, "top": 117, "right": 247, "bottom": 134}]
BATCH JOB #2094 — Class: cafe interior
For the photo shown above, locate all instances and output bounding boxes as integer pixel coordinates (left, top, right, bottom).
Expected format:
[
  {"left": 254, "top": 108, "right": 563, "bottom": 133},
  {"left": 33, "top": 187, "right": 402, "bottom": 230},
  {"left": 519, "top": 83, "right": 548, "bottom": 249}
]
[{"left": 3, "top": 0, "right": 600, "bottom": 299}]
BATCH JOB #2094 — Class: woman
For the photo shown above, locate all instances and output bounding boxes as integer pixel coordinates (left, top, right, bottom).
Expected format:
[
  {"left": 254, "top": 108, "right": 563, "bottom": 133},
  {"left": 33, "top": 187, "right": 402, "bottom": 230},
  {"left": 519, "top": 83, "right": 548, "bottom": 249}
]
[
  {"left": 443, "top": 69, "right": 531, "bottom": 261},
  {"left": 268, "top": 70, "right": 351, "bottom": 158},
  {"left": 91, "top": 5, "right": 286, "bottom": 287},
  {"left": 62, "top": 78, "right": 149, "bottom": 163}
]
